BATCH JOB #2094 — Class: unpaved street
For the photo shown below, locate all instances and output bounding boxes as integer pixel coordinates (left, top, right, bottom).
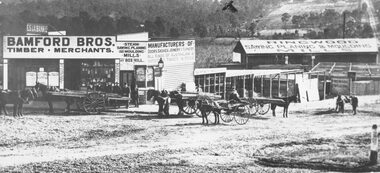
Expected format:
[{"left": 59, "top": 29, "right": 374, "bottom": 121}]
[{"left": 1, "top": 96, "right": 380, "bottom": 172}]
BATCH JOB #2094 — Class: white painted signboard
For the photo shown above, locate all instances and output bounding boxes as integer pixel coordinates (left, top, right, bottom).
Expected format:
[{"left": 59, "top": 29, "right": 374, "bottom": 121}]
[
  {"left": 26, "top": 71, "right": 37, "bottom": 86},
  {"left": 3, "top": 36, "right": 116, "bottom": 59},
  {"left": 117, "top": 42, "right": 147, "bottom": 70},
  {"left": 48, "top": 72, "right": 59, "bottom": 86},
  {"left": 147, "top": 40, "right": 195, "bottom": 65},
  {"left": 239, "top": 39, "right": 378, "bottom": 54}
]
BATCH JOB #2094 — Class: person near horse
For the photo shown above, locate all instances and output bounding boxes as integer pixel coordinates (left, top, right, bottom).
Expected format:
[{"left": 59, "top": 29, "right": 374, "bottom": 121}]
[
  {"left": 157, "top": 90, "right": 171, "bottom": 116},
  {"left": 350, "top": 96, "right": 358, "bottom": 115},
  {"left": 229, "top": 88, "right": 242, "bottom": 105},
  {"left": 131, "top": 84, "right": 139, "bottom": 108},
  {"left": 335, "top": 95, "right": 345, "bottom": 113},
  {"left": 122, "top": 83, "right": 131, "bottom": 108}
]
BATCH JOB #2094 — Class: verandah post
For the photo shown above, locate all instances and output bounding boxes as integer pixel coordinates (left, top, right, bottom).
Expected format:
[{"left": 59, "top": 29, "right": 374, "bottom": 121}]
[{"left": 370, "top": 124, "right": 378, "bottom": 165}]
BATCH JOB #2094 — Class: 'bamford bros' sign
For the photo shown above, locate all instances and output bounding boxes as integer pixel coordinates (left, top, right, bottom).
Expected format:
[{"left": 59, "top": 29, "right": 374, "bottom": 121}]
[{"left": 3, "top": 36, "right": 116, "bottom": 59}]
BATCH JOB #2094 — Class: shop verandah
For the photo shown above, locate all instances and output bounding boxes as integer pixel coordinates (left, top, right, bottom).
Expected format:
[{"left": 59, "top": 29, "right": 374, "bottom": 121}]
[{"left": 194, "top": 68, "right": 303, "bottom": 100}]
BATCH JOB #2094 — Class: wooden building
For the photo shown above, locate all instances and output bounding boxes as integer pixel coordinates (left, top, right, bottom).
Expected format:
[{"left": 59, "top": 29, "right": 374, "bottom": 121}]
[{"left": 2, "top": 34, "right": 195, "bottom": 103}]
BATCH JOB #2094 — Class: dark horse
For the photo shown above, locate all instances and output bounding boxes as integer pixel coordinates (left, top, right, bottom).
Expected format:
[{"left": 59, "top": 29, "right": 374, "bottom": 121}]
[
  {"left": 147, "top": 89, "right": 186, "bottom": 117},
  {"left": 271, "top": 95, "right": 298, "bottom": 118},
  {"left": 147, "top": 89, "right": 172, "bottom": 117},
  {"left": 0, "top": 87, "right": 38, "bottom": 117},
  {"left": 34, "top": 82, "right": 55, "bottom": 113},
  {"left": 198, "top": 100, "right": 221, "bottom": 125}
]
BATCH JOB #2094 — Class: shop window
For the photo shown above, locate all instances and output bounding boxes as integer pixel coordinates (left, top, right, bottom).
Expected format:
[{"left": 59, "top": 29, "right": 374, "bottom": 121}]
[
  {"left": 80, "top": 60, "right": 115, "bottom": 87},
  {"left": 136, "top": 66, "right": 146, "bottom": 88},
  {"left": 147, "top": 66, "right": 154, "bottom": 87},
  {"left": 135, "top": 66, "right": 155, "bottom": 88}
]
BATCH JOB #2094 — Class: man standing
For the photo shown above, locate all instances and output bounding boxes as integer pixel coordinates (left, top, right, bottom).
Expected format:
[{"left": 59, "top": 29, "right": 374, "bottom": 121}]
[
  {"left": 122, "top": 83, "right": 130, "bottom": 109},
  {"left": 350, "top": 96, "right": 358, "bottom": 115},
  {"left": 132, "top": 84, "right": 139, "bottom": 108}
]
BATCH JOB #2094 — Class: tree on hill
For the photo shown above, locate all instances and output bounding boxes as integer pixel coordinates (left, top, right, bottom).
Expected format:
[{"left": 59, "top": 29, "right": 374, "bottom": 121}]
[{"left": 281, "top": 13, "right": 291, "bottom": 30}]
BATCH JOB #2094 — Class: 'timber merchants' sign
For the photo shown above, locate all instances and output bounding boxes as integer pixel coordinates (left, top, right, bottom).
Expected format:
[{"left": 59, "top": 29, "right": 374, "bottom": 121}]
[
  {"left": 3, "top": 36, "right": 116, "bottom": 59},
  {"left": 239, "top": 39, "right": 378, "bottom": 54}
]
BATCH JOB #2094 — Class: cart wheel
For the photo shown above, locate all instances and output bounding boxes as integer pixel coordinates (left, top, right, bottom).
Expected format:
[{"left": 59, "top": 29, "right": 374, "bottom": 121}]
[
  {"left": 247, "top": 98, "right": 259, "bottom": 115},
  {"left": 180, "top": 99, "right": 198, "bottom": 115},
  {"left": 83, "top": 93, "right": 106, "bottom": 113},
  {"left": 258, "top": 103, "right": 270, "bottom": 115},
  {"left": 233, "top": 104, "right": 250, "bottom": 125},
  {"left": 220, "top": 109, "right": 234, "bottom": 123}
]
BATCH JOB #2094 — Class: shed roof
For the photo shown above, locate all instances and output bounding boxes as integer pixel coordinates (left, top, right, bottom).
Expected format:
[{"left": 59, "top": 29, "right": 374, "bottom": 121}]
[
  {"left": 225, "top": 69, "right": 298, "bottom": 77},
  {"left": 236, "top": 39, "right": 378, "bottom": 54}
]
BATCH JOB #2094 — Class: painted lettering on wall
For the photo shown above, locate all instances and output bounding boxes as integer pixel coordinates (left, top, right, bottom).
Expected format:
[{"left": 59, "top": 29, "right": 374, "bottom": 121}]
[
  {"left": 240, "top": 39, "right": 377, "bottom": 54},
  {"left": 4, "top": 36, "right": 116, "bottom": 59}
]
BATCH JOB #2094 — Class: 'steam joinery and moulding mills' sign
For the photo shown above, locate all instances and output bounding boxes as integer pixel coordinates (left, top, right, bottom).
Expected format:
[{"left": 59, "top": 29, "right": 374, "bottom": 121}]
[{"left": 240, "top": 39, "right": 378, "bottom": 54}]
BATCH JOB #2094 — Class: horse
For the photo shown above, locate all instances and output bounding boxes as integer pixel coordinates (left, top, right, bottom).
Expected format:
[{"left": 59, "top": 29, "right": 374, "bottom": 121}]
[
  {"left": 271, "top": 95, "right": 298, "bottom": 118},
  {"left": 0, "top": 87, "right": 38, "bottom": 117},
  {"left": 198, "top": 99, "right": 221, "bottom": 125},
  {"left": 147, "top": 89, "right": 171, "bottom": 117}
]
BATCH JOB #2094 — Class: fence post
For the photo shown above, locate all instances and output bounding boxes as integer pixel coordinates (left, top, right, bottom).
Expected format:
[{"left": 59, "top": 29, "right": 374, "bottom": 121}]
[{"left": 370, "top": 124, "right": 378, "bottom": 165}]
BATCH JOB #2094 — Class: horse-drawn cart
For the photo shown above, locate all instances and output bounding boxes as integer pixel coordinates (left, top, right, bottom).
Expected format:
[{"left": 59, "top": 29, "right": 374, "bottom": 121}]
[
  {"left": 45, "top": 91, "right": 130, "bottom": 114},
  {"left": 178, "top": 92, "right": 222, "bottom": 116},
  {"left": 47, "top": 91, "right": 107, "bottom": 113}
]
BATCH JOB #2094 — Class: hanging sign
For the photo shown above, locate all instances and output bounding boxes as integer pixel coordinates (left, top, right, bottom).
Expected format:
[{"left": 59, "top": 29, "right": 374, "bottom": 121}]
[
  {"left": 37, "top": 72, "right": 48, "bottom": 85},
  {"left": 26, "top": 71, "right": 37, "bottom": 86},
  {"left": 48, "top": 72, "right": 59, "bottom": 86},
  {"left": 26, "top": 23, "right": 48, "bottom": 35}
]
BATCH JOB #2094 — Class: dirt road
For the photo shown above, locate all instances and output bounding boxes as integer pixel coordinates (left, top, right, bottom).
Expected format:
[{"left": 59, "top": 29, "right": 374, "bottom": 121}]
[{"left": 1, "top": 96, "right": 380, "bottom": 172}]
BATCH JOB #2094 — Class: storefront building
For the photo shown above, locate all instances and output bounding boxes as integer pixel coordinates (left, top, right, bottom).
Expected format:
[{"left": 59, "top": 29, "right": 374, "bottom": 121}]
[{"left": 2, "top": 35, "right": 195, "bottom": 94}]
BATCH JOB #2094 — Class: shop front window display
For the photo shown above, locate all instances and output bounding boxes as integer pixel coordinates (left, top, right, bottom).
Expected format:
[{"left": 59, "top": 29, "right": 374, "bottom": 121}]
[{"left": 80, "top": 60, "right": 115, "bottom": 89}]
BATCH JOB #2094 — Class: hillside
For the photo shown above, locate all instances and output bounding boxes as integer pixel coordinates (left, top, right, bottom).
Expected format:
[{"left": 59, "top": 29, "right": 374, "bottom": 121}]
[{"left": 258, "top": 0, "right": 359, "bottom": 29}]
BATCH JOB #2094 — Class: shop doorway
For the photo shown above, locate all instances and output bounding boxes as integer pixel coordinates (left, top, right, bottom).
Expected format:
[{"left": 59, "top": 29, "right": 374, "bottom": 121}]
[{"left": 120, "top": 71, "right": 134, "bottom": 88}]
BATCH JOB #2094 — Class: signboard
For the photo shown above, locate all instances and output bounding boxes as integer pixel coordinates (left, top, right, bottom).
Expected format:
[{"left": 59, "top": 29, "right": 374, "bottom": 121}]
[
  {"left": 3, "top": 36, "right": 116, "bottom": 59},
  {"left": 117, "top": 42, "right": 147, "bottom": 70},
  {"left": 26, "top": 23, "right": 48, "bottom": 35},
  {"left": 37, "top": 72, "right": 48, "bottom": 85},
  {"left": 26, "top": 71, "right": 37, "bottom": 86},
  {"left": 48, "top": 72, "right": 59, "bottom": 86},
  {"left": 154, "top": 67, "right": 162, "bottom": 77},
  {"left": 136, "top": 67, "right": 145, "bottom": 82},
  {"left": 348, "top": 71, "right": 356, "bottom": 81},
  {"left": 194, "top": 68, "right": 227, "bottom": 76},
  {"left": 147, "top": 40, "right": 195, "bottom": 65},
  {"left": 331, "top": 78, "right": 349, "bottom": 95},
  {"left": 239, "top": 39, "right": 378, "bottom": 54}
]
